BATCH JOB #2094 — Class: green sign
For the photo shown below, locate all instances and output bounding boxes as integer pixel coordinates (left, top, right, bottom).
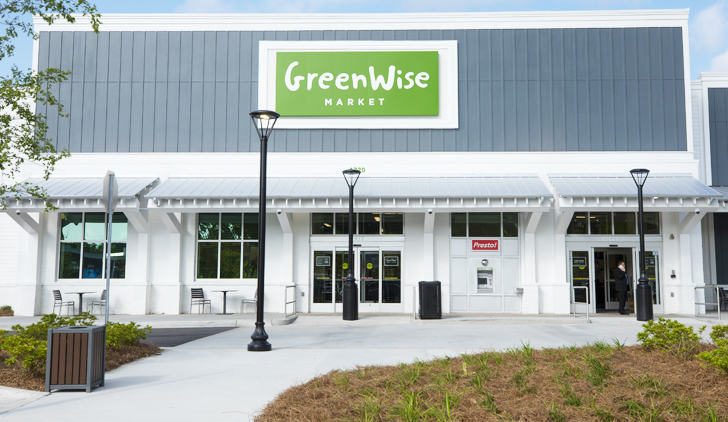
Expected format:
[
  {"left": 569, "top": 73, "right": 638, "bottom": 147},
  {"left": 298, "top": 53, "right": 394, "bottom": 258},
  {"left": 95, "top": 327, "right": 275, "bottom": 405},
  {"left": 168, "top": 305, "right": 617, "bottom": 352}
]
[{"left": 276, "top": 51, "right": 439, "bottom": 116}]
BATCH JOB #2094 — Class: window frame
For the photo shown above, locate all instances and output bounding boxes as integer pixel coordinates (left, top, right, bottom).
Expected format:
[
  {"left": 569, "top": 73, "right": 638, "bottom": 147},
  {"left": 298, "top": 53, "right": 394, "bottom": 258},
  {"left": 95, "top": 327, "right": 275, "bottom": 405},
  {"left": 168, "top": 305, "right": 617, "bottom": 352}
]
[
  {"left": 310, "top": 212, "right": 404, "bottom": 236},
  {"left": 57, "top": 212, "right": 128, "bottom": 280},
  {"left": 565, "top": 211, "right": 660, "bottom": 236},
  {"left": 195, "top": 213, "right": 259, "bottom": 280},
  {"left": 449, "top": 212, "right": 520, "bottom": 238}
]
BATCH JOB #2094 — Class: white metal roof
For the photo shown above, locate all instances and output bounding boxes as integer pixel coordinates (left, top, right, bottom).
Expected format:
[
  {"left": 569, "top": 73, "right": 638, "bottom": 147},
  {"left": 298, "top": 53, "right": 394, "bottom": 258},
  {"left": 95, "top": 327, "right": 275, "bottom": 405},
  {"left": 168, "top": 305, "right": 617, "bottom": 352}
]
[
  {"left": 713, "top": 186, "right": 728, "bottom": 200},
  {"left": 15, "top": 177, "right": 159, "bottom": 199},
  {"left": 549, "top": 174, "right": 721, "bottom": 198},
  {"left": 148, "top": 176, "right": 552, "bottom": 200}
]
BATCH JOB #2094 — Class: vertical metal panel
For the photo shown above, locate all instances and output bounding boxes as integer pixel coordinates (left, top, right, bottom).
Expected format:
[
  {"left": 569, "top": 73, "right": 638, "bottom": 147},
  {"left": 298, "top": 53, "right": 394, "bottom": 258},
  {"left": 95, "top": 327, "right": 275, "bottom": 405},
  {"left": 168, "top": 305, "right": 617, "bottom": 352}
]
[
  {"left": 42, "top": 28, "right": 688, "bottom": 153},
  {"left": 81, "top": 82, "right": 95, "bottom": 152},
  {"left": 710, "top": 88, "right": 728, "bottom": 186},
  {"left": 714, "top": 214, "right": 728, "bottom": 286},
  {"left": 166, "top": 82, "right": 180, "bottom": 152}
]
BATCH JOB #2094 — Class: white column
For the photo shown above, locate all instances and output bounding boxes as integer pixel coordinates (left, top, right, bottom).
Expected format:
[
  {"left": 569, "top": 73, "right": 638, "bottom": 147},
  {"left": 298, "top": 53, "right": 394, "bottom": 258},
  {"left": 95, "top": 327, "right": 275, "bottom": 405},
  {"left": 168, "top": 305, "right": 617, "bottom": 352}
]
[
  {"left": 10, "top": 212, "right": 42, "bottom": 316},
  {"left": 423, "top": 211, "right": 435, "bottom": 281},
  {"left": 157, "top": 212, "right": 183, "bottom": 314},
  {"left": 522, "top": 211, "right": 543, "bottom": 314},
  {"left": 125, "top": 209, "right": 151, "bottom": 314}
]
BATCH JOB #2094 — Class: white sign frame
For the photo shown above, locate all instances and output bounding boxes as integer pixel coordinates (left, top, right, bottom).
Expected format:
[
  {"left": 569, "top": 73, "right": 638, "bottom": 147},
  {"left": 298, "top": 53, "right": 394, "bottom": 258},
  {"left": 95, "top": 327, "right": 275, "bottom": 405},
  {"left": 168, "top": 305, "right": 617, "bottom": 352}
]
[{"left": 258, "top": 40, "right": 459, "bottom": 129}]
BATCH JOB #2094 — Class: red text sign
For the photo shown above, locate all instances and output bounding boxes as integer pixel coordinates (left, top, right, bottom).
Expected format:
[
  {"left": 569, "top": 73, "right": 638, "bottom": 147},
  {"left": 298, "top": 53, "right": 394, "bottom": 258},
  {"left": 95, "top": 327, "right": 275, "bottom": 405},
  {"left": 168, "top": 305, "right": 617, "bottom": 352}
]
[{"left": 471, "top": 240, "right": 499, "bottom": 251}]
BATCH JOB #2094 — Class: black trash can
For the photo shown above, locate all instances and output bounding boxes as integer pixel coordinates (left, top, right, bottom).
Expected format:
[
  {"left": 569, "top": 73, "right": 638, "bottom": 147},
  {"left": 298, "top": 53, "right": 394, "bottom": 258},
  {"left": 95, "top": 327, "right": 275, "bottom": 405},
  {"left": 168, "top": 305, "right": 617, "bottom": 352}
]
[
  {"left": 45, "top": 325, "right": 106, "bottom": 393},
  {"left": 419, "top": 281, "right": 442, "bottom": 319}
]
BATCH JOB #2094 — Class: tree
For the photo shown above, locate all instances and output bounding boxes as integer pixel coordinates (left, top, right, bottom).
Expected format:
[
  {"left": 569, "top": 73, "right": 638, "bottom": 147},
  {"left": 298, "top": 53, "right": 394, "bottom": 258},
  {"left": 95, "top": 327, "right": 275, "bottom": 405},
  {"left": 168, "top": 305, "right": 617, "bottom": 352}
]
[{"left": 0, "top": 1, "right": 100, "bottom": 210}]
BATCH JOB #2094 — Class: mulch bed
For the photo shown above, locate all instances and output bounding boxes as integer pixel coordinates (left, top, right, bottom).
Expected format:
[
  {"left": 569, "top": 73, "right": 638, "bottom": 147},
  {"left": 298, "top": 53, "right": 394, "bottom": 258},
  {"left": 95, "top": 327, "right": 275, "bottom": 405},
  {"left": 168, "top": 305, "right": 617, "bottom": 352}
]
[
  {"left": 256, "top": 344, "right": 728, "bottom": 422},
  {"left": 0, "top": 343, "right": 162, "bottom": 392}
]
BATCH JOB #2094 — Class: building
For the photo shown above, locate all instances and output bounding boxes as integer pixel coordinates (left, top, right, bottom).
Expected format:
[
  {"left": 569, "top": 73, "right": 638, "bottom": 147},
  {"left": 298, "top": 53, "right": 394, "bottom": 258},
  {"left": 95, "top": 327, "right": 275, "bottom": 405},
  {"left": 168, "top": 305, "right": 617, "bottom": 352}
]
[{"left": 1, "top": 9, "right": 726, "bottom": 317}]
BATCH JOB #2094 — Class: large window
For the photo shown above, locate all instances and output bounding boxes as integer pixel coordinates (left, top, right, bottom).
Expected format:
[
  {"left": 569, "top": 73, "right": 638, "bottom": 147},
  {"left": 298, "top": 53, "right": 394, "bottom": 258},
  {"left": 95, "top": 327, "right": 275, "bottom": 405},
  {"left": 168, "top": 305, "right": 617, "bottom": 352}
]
[
  {"left": 567, "top": 212, "right": 660, "bottom": 235},
  {"left": 59, "top": 212, "right": 127, "bottom": 279},
  {"left": 311, "top": 213, "right": 404, "bottom": 235},
  {"left": 450, "top": 212, "right": 519, "bottom": 237},
  {"left": 196, "top": 213, "right": 258, "bottom": 279}
]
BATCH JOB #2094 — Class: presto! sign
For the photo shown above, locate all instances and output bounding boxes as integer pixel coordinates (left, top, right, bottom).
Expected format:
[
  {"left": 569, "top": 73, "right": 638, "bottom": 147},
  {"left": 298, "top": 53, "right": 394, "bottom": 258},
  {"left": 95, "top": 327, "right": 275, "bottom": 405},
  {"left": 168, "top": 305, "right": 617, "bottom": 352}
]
[
  {"left": 472, "top": 240, "right": 499, "bottom": 251},
  {"left": 275, "top": 51, "right": 439, "bottom": 117}
]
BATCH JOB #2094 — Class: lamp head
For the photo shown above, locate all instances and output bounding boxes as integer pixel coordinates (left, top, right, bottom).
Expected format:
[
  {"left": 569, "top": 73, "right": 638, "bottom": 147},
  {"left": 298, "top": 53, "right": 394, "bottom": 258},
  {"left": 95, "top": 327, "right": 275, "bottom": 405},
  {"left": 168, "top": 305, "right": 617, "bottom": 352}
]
[
  {"left": 342, "top": 169, "right": 361, "bottom": 189},
  {"left": 630, "top": 168, "right": 650, "bottom": 187},
  {"left": 249, "top": 110, "right": 280, "bottom": 141}
]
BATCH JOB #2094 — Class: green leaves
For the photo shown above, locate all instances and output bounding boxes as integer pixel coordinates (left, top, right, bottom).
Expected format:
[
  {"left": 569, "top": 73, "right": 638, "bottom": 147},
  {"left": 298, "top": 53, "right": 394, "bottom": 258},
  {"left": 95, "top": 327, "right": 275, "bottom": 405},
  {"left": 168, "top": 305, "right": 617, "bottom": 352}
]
[
  {"left": 698, "top": 324, "right": 728, "bottom": 375},
  {"left": 0, "top": 0, "right": 101, "bottom": 211},
  {"left": 636, "top": 318, "right": 705, "bottom": 360},
  {"left": 105, "top": 321, "right": 152, "bottom": 348}
]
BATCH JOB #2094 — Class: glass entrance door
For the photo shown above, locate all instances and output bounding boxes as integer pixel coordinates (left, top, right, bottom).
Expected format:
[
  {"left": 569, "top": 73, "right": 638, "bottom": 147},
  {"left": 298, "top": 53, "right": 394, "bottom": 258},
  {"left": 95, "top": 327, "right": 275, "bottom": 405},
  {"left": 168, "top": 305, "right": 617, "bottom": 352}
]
[
  {"left": 634, "top": 249, "right": 662, "bottom": 314},
  {"left": 311, "top": 248, "right": 403, "bottom": 313},
  {"left": 569, "top": 250, "right": 592, "bottom": 314}
]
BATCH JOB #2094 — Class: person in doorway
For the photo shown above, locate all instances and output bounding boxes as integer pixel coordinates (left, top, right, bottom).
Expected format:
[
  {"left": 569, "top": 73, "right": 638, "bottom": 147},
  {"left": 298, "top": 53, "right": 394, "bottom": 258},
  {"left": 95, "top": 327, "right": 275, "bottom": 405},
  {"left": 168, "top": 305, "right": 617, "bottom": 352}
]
[{"left": 614, "top": 261, "right": 630, "bottom": 315}]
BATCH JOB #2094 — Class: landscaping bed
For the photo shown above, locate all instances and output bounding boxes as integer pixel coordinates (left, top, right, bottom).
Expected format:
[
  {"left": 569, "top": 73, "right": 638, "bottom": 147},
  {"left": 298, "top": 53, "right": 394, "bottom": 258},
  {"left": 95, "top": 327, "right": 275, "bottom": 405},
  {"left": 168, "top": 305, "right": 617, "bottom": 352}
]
[
  {"left": 0, "top": 313, "right": 161, "bottom": 392},
  {"left": 257, "top": 320, "right": 728, "bottom": 422},
  {"left": 0, "top": 343, "right": 161, "bottom": 391}
]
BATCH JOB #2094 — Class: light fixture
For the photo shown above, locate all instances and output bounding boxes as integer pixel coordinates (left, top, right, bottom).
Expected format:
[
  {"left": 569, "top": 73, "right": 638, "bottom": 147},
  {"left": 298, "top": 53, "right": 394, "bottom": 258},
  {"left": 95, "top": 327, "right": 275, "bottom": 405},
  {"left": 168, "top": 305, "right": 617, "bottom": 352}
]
[
  {"left": 342, "top": 169, "right": 361, "bottom": 189},
  {"left": 323, "top": 223, "right": 332, "bottom": 228},
  {"left": 249, "top": 110, "right": 280, "bottom": 141},
  {"left": 630, "top": 168, "right": 650, "bottom": 187}
]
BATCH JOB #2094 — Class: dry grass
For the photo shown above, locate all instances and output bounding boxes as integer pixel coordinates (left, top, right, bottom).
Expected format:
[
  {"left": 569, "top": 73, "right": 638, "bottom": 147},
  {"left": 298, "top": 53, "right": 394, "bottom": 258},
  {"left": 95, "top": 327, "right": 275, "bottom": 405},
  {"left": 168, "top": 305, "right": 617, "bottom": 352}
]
[
  {"left": 256, "top": 341, "right": 728, "bottom": 422},
  {"left": 0, "top": 343, "right": 162, "bottom": 391}
]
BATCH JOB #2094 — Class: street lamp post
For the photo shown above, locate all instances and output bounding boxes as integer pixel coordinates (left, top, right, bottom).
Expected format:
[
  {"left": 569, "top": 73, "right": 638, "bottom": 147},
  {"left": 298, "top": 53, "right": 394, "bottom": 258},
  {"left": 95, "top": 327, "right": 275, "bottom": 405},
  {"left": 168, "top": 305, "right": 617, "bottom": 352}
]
[
  {"left": 630, "top": 168, "right": 653, "bottom": 322},
  {"left": 342, "top": 169, "right": 361, "bottom": 321},
  {"left": 248, "top": 110, "right": 280, "bottom": 352}
]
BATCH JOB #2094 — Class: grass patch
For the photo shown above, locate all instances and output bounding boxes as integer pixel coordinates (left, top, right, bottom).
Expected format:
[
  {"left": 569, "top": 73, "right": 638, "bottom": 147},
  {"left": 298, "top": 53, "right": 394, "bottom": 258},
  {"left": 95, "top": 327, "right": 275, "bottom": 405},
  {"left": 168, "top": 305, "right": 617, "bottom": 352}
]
[{"left": 256, "top": 344, "right": 728, "bottom": 421}]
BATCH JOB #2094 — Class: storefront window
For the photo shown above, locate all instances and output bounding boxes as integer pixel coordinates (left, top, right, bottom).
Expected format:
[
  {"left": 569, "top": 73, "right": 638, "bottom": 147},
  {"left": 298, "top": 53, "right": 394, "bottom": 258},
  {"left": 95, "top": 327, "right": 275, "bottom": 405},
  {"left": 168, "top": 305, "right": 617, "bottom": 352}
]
[
  {"left": 58, "top": 212, "right": 127, "bottom": 279},
  {"left": 381, "top": 213, "right": 403, "bottom": 234},
  {"left": 312, "top": 213, "right": 334, "bottom": 235},
  {"left": 450, "top": 212, "right": 519, "bottom": 237},
  {"left": 644, "top": 212, "right": 660, "bottom": 235},
  {"left": 503, "top": 213, "right": 518, "bottom": 237},
  {"left": 359, "top": 213, "right": 380, "bottom": 234},
  {"left": 567, "top": 213, "right": 589, "bottom": 234},
  {"left": 566, "top": 212, "right": 660, "bottom": 235},
  {"left": 196, "top": 213, "right": 258, "bottom": 279},
  {"left": 613, "top": 212, "right": 636, "bottom": 235},
  {"left": 451, "top": 213, "right": 466, "bottom": 237},
  {"left": 589, "top": 212, "right": 612, "bottom": 235},
  {"left": 469, "top": 213, "right": 501, "bottom": 237},
  {"left": 311, "top": 213, "right": 403, "bottom": 235}
]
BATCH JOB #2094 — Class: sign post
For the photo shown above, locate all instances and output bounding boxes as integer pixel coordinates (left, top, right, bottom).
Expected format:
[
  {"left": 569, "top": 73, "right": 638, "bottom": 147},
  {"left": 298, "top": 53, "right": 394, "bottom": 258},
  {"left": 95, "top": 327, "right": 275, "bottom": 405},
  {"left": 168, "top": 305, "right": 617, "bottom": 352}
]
[{"left": 102, "top": 171, "right": 117, "bottom": 326}]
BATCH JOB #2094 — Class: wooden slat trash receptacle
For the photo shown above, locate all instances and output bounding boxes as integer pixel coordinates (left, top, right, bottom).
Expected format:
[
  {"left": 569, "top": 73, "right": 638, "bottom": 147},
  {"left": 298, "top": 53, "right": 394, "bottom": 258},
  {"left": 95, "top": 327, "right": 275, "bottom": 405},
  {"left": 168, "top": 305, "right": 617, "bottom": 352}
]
[{"left": 45, "top": 325, "right": 105, "bottom": 393}]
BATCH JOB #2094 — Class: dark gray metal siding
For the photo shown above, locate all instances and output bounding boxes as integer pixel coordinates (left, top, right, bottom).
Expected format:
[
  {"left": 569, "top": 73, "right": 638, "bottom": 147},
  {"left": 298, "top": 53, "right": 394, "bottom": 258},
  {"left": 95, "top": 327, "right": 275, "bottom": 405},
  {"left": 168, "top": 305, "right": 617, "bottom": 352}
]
[
  {"left": 715, "top": 214, "right": 728, "bottom": 285},
  {"left": 709, "top": 88, "right": 728, "bottom": 186},
  {"left": 37, "top": 28, "right": 687, "bottom": 153}
]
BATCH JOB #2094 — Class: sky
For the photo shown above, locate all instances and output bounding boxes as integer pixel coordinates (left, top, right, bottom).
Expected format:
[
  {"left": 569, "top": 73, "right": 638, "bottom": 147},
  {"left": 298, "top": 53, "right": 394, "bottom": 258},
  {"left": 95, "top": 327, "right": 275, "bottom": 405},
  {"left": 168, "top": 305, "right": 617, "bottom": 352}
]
[{"left": 3, "top": 0, "right": 728, "bottom": 79}]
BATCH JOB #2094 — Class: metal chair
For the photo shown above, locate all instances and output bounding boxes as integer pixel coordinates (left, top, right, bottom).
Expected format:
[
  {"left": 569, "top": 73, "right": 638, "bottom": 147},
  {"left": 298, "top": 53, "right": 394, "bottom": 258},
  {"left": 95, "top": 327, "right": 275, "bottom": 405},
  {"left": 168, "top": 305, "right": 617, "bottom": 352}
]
[
  {"left": 719, "top": 287, "right": 728, "bottom": 312},
  {"left": 52, "top": 290, "right": 75, "bottom": 316},
  {"left": 241, "top": 289, "right": 258, "bottom": 313},
  {"left": 190, "top": 288, "right": 211, "bottom": 314},
  {"left": 87, "top": 290, "right": 106, "bottom": 315}
]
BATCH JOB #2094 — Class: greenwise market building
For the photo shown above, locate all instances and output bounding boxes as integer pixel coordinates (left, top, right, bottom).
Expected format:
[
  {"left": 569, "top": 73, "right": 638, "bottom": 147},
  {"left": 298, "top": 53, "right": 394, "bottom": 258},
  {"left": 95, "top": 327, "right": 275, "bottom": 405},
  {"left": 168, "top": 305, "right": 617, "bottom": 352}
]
[{"left": 2, "top": 9, "right": 728, "bottom": 317}]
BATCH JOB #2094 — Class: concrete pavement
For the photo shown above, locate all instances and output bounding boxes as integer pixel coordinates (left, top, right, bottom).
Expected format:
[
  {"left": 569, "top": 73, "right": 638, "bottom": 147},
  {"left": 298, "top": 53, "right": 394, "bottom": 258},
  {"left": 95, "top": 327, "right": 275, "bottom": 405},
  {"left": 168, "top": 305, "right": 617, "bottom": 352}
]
[{"left": 0, "top": 314, "right": 716, "bottom": 421}]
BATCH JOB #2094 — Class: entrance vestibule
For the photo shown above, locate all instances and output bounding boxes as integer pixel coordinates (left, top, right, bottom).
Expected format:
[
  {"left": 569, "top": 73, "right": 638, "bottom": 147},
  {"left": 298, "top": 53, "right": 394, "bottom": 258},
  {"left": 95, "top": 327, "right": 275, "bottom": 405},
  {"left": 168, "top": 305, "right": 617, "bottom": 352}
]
[{"left": 569, "top": 246, "right": 662, "bottom": 315}]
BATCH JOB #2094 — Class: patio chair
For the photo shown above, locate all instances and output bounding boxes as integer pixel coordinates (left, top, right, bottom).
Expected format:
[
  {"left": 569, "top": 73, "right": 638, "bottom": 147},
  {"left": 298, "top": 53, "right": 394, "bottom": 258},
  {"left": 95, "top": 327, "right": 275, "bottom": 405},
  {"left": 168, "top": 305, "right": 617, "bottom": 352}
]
[
  {"left": 719, "top": 287, "right": 728, "bottom": 312},
  {"left": 53, "top": 290, "right": 75, "bottom": 316},
  {"left": 241, "top": 289, "right": 258, "bottom": 313},
  {"left": 190, "top": 288, "right": 211, "bottom": 314},
  {"left": 87, "top": 290, "right": 106, "bottom": 315}
]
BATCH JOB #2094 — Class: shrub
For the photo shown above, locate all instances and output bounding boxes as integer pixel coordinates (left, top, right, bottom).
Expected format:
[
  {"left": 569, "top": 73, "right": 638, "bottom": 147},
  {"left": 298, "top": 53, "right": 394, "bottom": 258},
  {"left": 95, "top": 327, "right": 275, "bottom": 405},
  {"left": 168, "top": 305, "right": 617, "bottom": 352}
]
[
  {"left": 105, "top": 321, "right": 152, "bottom": 348},
  {"left": 0, "top": 313, "right": 96, "bottom": 376},
  {"left": 698, "top": 325, "right": 728, "bottom": 375},
  {"left": 636, "top": 318, "right": 705, "bottom": 360},
  {"left": 0, "top": 305, "right": 12, "bottom": 312}
]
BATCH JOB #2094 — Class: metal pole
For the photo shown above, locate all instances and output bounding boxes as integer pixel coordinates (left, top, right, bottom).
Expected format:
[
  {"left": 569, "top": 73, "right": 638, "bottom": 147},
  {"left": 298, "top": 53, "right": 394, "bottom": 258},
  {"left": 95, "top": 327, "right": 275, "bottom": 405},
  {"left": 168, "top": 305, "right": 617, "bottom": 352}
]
[
  {"left": 104, "top": 174, "right": 114, "bottom": 326},
  {"left": 343, "top": 184, "right": 358, "bottom": 320},
  {"left": 248, "top": 134, "right": 271, "bottom": 351},
  {"left": 635, "top": 183, "right": 653, "bottom": 321}
]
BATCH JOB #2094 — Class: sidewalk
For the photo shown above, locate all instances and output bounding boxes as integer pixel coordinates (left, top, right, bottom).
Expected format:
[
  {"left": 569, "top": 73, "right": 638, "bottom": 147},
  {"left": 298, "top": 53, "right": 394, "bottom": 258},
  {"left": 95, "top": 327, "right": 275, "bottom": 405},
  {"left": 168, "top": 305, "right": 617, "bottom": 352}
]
[{"left": 0, "top": 314, "right": 716, "bottom": 421}]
